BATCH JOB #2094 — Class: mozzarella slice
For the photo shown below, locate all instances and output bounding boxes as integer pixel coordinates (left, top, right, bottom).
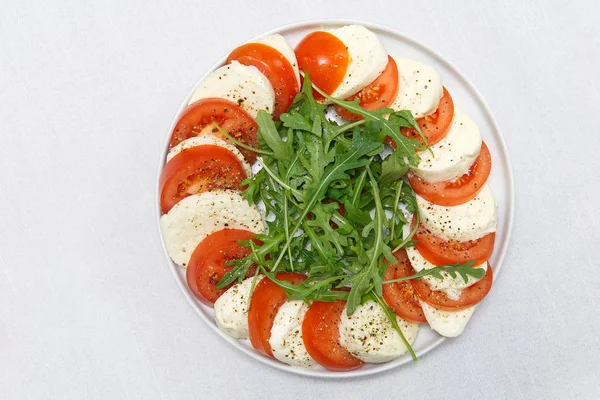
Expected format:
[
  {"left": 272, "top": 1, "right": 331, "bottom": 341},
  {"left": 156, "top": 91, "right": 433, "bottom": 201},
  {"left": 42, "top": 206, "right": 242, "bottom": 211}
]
[
  {"left": 166, "top": 135, "right": 252, "bottom": 177},
  {"left": 417, "top": 184, "right": 497, "bottom": 242},
  {"left": 339, "top": 300, "right": 419, "bottom": 363},
  {"left": 254, "top": 34, "right": 300, "bottom": 88},
  {"left": 268, "top": 300, "right": 316, "bottom": 368},
  {"left": 403, "top": 225, "right": 487, "bottom": 300},
  {"left": 159, "top": 190, "right": 265, "bottom": 267},
  {"left": 188, "top": 61, "right": 275, "bottom": 118},
  {"left": 420, "top": 301, "right": 477, "bottom": 337},
  {"left": 389, "top": 57, "right": 443, "bottom": 119},
  {"left": 411, "top": 107, "right": 482, "bottom": 183},
  {"left": 214, "top": 276, "right": 263, "bottom": 339},
  {"left": 328, "top": 25, "right": 388, "bottom": 100}
]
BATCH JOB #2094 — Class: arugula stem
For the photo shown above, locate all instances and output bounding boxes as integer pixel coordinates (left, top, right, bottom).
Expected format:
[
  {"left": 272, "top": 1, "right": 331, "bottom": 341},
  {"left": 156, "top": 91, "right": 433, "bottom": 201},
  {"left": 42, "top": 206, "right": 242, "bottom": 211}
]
[
  {"left": 266, "top": 173, "right": 295, "bottom": 271},
  {"left": 333, "top": 120, "right": 366, "bottom": 137},
  {"left": 258, "top": 158, "right": 303, "bottom": 197},
  {"left": 212, "top": 122, "right": 275, "bottom": 156},
  {"left": 389, "top": 180, "right": 403, "bottom": 242},
  {"left": 366, "top": 165, "right": 384, "bottom": 273},
  {"left": 372, "top": 291, "right": 417, "bottom": 362},
  {"left": 245, "top": 265, "right": 263, "bottom": 313},
  {"left": 351, "top": 170, "right": 368, "bottom": 206},
  {"left": 392, "top": 212, "right": 420, "bottom": 253}
]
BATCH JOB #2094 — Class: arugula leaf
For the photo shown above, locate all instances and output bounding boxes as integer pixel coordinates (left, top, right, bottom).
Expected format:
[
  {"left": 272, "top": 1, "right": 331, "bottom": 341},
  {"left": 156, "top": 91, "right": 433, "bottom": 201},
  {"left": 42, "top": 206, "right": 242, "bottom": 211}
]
[
  {"left": 256, "top": 110, "right": 289, "bottom": 160},
  {"left": 382, "top": 260, "right": 484, "bottom": 285},
  {"left": 280, "top": 111, "right": 312, "bottom": 131},
  {"left": 264, "top": 272, "right": 346, "bottom": 303},
  {"left": 311, "top": 113, "right": 323, "bottom": 137},
  {"left": 380, "top": 114, "right": 423, "bottom": 166},
  {"left": 379, "top": 154, "right": 410, "bottom": 186},
  {"left": 343, "top": 201, "right": 372, "bottom": 226}
]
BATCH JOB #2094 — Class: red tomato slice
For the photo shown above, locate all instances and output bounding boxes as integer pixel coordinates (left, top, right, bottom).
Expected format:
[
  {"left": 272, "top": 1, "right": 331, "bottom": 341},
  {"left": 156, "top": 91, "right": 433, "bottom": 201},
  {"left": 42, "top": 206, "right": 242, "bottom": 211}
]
[
  {"left": 382, "top": 249, "right": 426, "bottom": 323},
  {"left": 186, "top": 229, "right": 259, "bottom": 306},
  {"left": 411, "top": 264, "right": 493, "bottom": 311},
  {"left": 248, "top": 272, "right": 306, "bottom": 357},
  {"left": 169, "top": 98, "right": 259, "bottom": 164},
  {"left": 302, "top": 299, "right": 364, "bottom": 371},
  {"left": 413, "top": 216, "right": 496, "bottom": 266},
  {"left": 159, "top": 144, "right": 248, "bottom": 213},
  {"left": 334, "top": 56, "right": 399, "bottom": 120},
  {"left": 402, "top": 87, "right": 454, "bottom": 146},
  {"left": 227, "top": 43, "right": 299, "bottom": 120},
  {"left": 295, "top": 31, "right": 349, "bottom": 101},
  {"left": 408, "top": 142, "right": 492, "bottom": 206}
]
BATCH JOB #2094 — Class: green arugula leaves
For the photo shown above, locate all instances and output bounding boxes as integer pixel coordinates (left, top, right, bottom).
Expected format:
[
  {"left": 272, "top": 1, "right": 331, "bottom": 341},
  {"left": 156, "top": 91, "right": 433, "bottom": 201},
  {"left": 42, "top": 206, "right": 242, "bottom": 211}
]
[
  {"left": 217, "top": 74, "right": 477, "bottom": 362},
  {"left": 222, "top": 73, "right": 428, "bottom": 305}
]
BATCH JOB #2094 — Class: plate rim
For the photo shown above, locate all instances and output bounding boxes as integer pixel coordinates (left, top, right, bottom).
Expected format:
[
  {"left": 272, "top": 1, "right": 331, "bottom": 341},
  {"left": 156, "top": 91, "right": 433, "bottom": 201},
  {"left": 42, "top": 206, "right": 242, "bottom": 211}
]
[{"left": 155, "top": 18, "right": 515, "bottom": 379}]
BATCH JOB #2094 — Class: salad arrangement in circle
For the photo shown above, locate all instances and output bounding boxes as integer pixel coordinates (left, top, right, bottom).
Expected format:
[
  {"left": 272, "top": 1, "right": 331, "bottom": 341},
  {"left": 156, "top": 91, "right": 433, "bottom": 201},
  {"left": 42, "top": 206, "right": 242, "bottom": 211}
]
[{"left": 159, "top": 24, "right": 498, "bottom": 371}]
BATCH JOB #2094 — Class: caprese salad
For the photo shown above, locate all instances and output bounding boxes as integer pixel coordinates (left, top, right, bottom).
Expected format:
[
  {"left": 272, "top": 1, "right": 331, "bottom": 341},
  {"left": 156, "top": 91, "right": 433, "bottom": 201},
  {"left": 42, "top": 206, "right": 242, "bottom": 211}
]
[{"left": 159, "top": 24, "right": 498, "bottom": 371}]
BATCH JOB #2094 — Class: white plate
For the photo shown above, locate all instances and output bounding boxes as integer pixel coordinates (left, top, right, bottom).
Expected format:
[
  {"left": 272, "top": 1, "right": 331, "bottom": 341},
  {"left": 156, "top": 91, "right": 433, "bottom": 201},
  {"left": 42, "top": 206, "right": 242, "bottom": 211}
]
[{"left": 156, "top": 19, "right": 514, "bottom": 379}]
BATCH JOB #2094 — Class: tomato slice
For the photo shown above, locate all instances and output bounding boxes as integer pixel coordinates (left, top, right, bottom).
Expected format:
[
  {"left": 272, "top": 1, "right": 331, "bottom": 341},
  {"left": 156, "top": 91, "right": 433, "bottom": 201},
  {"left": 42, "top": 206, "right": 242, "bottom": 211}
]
[
  {"left": 186, "top": 229, "right": 259, "bottom": 306},
  {"left": 159, "top": 144, "right": 248, "bottom": 213},
  {"left": 382, "top": 249, "right": 426, "bottom": 323},
  {"left": 248, "top": 272, "right": 306, "bottom": 357},
  {"left": 302, "top": 299, "right": 364, "bottom": 371},
  {"left": 227, "top": 43, "right": 299, "bottom": 120},
  {"left": 401, "top": 87, "right": 454, "bottom": 146},
  {"left": 411, "top": 264, "right": 493, "bottom": 311},
  {"left": 169, "top": 98, "right": 259, "bottom": 164},
  {"left": 295, "top": 31, "right": 349, "bottom": 101},
  {"left": 413, "top": 216, "right": 496, "bottom": 266},
  {"left": 409, "top": 142, "right": 492, "bottom": 206},
  {"left": 334, "top": 56, "right": 399, "bottom": 121}
]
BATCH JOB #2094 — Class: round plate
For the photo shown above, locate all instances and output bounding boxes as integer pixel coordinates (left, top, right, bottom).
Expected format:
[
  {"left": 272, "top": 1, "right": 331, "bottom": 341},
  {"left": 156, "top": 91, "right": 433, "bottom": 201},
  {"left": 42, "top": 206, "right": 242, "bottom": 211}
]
[{"left": 156, "top": 19, "right": 514, "bottom": 378}]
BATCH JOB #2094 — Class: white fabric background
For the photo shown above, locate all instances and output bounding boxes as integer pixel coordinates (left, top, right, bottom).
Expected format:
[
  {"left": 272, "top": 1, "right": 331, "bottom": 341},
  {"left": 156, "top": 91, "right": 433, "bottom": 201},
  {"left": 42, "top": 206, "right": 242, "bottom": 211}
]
[{"left": 1, "top": 0, "right": 599, "bottom": 398}]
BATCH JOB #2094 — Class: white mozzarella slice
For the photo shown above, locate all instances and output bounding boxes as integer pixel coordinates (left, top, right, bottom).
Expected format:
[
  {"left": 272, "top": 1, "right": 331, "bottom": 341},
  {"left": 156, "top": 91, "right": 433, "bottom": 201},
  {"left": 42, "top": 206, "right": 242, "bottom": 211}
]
[
  {"left": 166, "top": 135, "right": 252, "bottom": 177},
  {"left": 214, "top": 276, "right": 263, "bottom": 339},
  {"left": 420, "top": 301, "right": 477, "bottom": 337},
  {"left": 254, "top": 34, "right": 300, "bottom": 88},
  {"left": 268, "top": 300, "right": 316, "bottom": 368},
  {"left": 188, "top": 61, "right": 275, "bottom": 118},
  {"left": 328, "top": 25, "right": 388, "bottom": 100},
  {"left": 339, "top": 300, "right": 419, "bottom": 363},
  {"left": 417, "top": 183, "right": 497, "bottom": 242},
  {"left": 389, "top": 57, "right": 443, "bottom": 118},
  {"left": 159, "top": 190, "right": 265, "bottom": 267},
  {"left": 403, "top": 225, "right": 488, "bottom": 300},
  {"left": 411, "top": 107, "right": 482, "bottom": 183}
]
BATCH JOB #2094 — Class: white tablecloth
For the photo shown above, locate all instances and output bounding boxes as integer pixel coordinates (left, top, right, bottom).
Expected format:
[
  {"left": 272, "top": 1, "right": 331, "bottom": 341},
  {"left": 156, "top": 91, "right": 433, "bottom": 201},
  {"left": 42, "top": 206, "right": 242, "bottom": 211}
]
[{"left": 1, "top": 1, "right": 599, "bottom": 398}]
